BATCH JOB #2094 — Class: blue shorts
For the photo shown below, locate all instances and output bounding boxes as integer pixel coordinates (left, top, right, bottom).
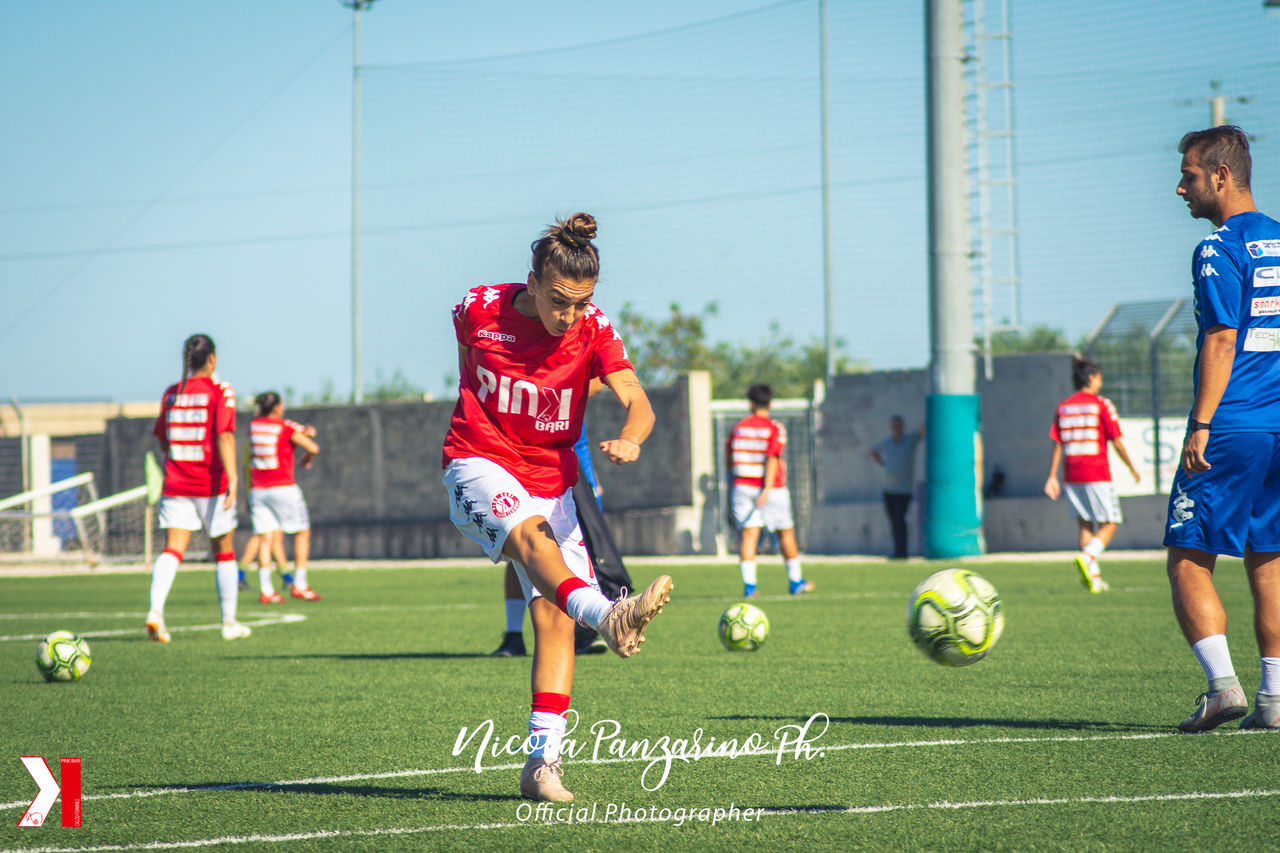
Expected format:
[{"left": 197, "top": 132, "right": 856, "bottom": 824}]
[{"left": 1163, "top": 431, "right": 1280, "bottom": 557}]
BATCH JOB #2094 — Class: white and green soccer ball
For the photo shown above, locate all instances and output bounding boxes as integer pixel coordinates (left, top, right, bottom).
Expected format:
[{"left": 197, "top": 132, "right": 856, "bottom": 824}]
[
  {"left": 907, "top": 569, "right": 1004, "bottom": 667},
  {"left": 36, "top": 631, "right": 92, "bottom": 682},
  {"left": 719, "top": 602, "right": 769, "bottom": 651}
]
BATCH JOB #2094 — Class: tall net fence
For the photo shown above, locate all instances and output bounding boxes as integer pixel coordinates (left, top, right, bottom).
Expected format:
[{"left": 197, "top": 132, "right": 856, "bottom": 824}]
[{"left": 355, "top": 1, "right": 1280, "bottom": 400}]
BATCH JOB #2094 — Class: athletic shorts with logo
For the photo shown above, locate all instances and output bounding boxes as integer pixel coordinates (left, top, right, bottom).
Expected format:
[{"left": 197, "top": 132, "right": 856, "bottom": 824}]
[
  {"left": 730, "top": 484, "right": 795, "bottom": 530},
  {"left": 443, "top": 457, "right": 597, "bottom": 603},
  {"left": 157, "top": 494, "right": 237, "bottom": 538},
  {"left": 250, "top": 484, "right": 311, "bottom": 534},
  {"left": 1164, "top": 430, "right": 1280, "bottom": 557},
  {"left": 1063, "top": 481, "right": 1123, "bottom": 524}
]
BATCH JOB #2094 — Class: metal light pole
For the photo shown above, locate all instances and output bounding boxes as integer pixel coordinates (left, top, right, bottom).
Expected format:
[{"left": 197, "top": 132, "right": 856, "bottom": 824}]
[
  {"left": 819, "top": 0, "right": 835, "bottom": 383},
  {"left": 343, "top": 0, "right": 375, "bottom": 403}
]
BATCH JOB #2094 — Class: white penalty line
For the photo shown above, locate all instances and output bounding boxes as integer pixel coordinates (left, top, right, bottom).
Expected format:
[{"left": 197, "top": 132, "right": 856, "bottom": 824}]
[
  {"left": 0, "top": 727, "right": 1264, "bottom": 814},
  {"left": 2, "top": 788, "right": 1279, "bottom": 853},
  {"left": 0, "top": 613, "right": 306, "bottom": 642}
]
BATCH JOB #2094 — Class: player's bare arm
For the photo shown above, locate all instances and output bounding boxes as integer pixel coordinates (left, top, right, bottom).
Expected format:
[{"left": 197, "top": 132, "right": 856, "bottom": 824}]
[
  {"left": 218, "top": 432, "right": 238, "bottom": 509},
  {"left": 1110, "top": 438, "right": 1140, "bottom": 483},
  {"left": 757, "top": 455, "right": 779, "bottom": 506},
  {"left": 1183, "top": 325, "right": 1236, "bottom": 475},
  {"left": 1044, "top": 442, "right": 1063, "bottom": 500},
  {"left": 599, "top": 368, "right": 654, "bottom": 464},
  {"left": 292, "top": 431, "right": 320, "bottom": 468}
]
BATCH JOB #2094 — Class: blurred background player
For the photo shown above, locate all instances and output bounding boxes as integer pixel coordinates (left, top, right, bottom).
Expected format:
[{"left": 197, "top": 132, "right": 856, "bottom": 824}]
[
  {"left": 870, "top": 415, "right": 924, "bottom": 559},
  {"left": 1044, "top": 356, "right": 1140, "bottom": 593},
  {"left": 248, "top": 391, "right": 321, "bottom": 602},
  {"left": 726, "top": 383, "right": 811, "bottom": 597},
  {"left": 146, "top": 334, "right": 250, "bottom": 642},
  {"left": 441, "top": 212, "right": 672, "bottom": 802}
]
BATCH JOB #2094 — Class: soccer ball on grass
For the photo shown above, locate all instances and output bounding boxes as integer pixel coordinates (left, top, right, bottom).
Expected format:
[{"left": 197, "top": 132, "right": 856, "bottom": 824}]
[
  {"left": 719, "top": 602, "right": 769, "bottom": 651},
  {"left": 907, "top": 569, "right": 1003, "bottom": 667},
  {"left": 36, "top": 631, "right": 92, "bottom": 682}
]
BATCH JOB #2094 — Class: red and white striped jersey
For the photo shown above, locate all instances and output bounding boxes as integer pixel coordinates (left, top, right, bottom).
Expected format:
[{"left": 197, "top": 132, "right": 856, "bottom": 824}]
[
  {"left": 1049, "top": 390, "right": 1122, "bottom": 483},
  {"left": 727, "top": 414, "right": 788, "bottom": 489},
  {"left": 249, "top": 416, "right": 303, "bottom": 489},
  {"left": 152, "top": 375, "right": 237, "bottom": 497}
]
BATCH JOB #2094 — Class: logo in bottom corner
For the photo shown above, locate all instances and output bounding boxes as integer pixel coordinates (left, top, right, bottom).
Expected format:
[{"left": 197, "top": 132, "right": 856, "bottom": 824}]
[
  {"left": 492, "top": 492, "right": 520, "bottom": 518},
  {"left": 18, "top": 756, "right": 81, "bottom": 828}
]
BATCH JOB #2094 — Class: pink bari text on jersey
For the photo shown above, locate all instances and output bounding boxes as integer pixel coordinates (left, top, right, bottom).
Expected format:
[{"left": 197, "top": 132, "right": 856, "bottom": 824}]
[{"left": 474, "top": 365, "right": 574, "bottom": 432}]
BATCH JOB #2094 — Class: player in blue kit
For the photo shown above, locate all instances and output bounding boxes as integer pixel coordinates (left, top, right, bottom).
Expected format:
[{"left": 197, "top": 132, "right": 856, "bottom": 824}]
[{"left": 1165, "top": 125, "right": 1280, "bottom": 732}]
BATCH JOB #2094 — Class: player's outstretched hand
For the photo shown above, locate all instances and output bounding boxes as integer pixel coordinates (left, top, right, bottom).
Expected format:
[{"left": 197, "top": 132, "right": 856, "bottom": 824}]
[{"left": 600, "top": 437, "right": 641, "bottom": 465}]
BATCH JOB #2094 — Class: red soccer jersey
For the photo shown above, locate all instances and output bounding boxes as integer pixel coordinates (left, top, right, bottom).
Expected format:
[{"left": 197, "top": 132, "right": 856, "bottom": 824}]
[
  {"left": 728, "top": 414, "right": 788, "bottom": 489},
  {"left": 441, "top": 282, "right": 633, "bottom": 497},
  {"left": 1049, "top": 391, "right": 1122, "bottom": 483},
  {"left": 152, "top": 375, "right": 237, "bottom": 497},
  {"left": 249, "top": 416, "right": 304, "bottom": 489}
]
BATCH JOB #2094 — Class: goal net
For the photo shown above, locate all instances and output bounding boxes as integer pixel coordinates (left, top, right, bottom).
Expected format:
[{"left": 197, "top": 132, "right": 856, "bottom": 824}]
[{"left": 0, "top": 472, "right": 157, "bottom": 568}]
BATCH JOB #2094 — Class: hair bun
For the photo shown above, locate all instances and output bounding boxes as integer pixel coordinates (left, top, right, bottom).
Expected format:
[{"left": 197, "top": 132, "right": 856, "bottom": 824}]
[{"left": 560, "top": 212, "right": 597, "bottom": 248}]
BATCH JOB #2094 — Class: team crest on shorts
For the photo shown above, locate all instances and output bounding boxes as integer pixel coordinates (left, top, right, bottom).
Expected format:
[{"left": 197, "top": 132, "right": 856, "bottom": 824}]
[
  {"left": 491, "top": 492, "right": 520, "bottom": 518},
  {"left": 1170, "top": 488, "right": 1195, "bottom": 526}
]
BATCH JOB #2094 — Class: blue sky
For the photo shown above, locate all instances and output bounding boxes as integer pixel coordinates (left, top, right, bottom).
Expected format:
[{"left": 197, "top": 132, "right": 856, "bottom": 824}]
[{"left": 2, "top": 1, "right": 1279, "bottom": 404}]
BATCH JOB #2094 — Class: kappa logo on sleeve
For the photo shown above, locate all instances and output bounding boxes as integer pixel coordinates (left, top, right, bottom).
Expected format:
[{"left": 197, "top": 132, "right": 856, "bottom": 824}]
[{"left": 18, "top": 757, "right": 81, "bottom": 828}]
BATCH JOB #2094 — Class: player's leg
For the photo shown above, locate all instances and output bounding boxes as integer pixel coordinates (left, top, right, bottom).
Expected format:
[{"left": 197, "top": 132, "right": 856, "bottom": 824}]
[
  {"left": 256, "top": 534, "right": 283, "bottom": 602},
  {"left": 204, "top": 497, "right": 249, "bottom": 640},
  {"left": 885, "top": 493, "right": 909, "bottom": 558},
  {"left": 1065, "top": 486, "right": 1110, "bottom": 592},
  {"left": 147, "top": 510, "right": 193, "bottom": 642},
  {"left": 766, "top": 488, "right": 811, "bottom": 594},
  {"left": 521, "top": 595, "right": 576, "bottom": 801},
  {"left": 731, "top": 485, "right": 762, "bottom": 596},
  {"left": 493, "top": 561, "right": 527, "bottom": 657},
  {"left": 1168, "top": 545, "right": 1244, "bottom": 731},
  {"left": 249, "top": 490, "right": 282, "bottom": 602},
  {"left": 1242, "top": 550, "right": 1280, "bottom": 729}
]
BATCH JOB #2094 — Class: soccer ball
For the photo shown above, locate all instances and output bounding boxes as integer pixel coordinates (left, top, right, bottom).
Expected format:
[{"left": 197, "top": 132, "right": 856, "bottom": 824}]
[
  {"left": 719, "top": 602, "right": 769, "bottom": 651},
  {"left": 36, "top": 631, "right": 92, "bottom": 682},
  {"left": 907, "top": 569, "right": 1004, "bottom": 667}
]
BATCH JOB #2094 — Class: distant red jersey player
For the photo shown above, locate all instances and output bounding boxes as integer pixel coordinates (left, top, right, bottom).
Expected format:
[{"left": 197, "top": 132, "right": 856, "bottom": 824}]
[
  {"left": 248, "top": 391, "right": 320, "bottom": 603},
  {"left": 146, "top": 334, "right": 250, "bottom": 643},
  {"left": 441, "top": 212, "right": 672, "bottom": 803},
  {"left": 1044, "top": 356, "right": 1140, "bottom": 593}
]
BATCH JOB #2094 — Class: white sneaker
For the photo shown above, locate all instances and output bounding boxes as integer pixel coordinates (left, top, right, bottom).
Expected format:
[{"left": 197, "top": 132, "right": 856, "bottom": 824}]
[
  {"left": 145, "top": 611, "right": 171, "bottom": 643},
  {"left": 221, "top": 621, "right": 251, "bottom": 640}
]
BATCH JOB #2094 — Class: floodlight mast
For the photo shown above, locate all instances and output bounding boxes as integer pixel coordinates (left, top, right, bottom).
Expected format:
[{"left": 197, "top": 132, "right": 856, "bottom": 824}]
[{"left": 344, "top": 0, "right": 376, "bottom": 403}]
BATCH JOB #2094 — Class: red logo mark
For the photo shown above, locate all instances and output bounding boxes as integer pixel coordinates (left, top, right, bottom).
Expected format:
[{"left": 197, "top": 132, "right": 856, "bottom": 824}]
[
  {"left": 18, "top": 757, "right": 80, "bottom": 828},
  {"left": 491, "top": 493, "right": 520, "bottom": 518}
]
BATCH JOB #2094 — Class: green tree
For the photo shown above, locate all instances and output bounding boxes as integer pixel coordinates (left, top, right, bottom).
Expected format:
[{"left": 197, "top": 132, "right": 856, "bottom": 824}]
[{"left": 980, "top": 324, "right": 1075, "bottom": 355}]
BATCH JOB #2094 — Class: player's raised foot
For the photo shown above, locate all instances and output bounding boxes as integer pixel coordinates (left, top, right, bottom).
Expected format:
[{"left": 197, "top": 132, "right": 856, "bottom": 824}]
[
  {"left": 491, "top": 631, "right": 526, "bottom": 657},
  {"left": 145, "top": 611, "right": 171, "bottom": 643},
  {"left": 1240, "top": 692, "right": 1280, "bottom": 731},
  {"left": 1072, "top": 555, "right": 1095, "bottom": 591},
  {"left": 520, "top": 756, "right": 573, "bottom": 802},
  {"left": 1179, "top": 677, "right": 1247, "bottom": 733},
  {"left": 221, "top": 621, "right": 252, "bottom": 641},
  {"left": 237, "top": 569, "right": 250, "bottom": 591},
  {"left": 259, "top": 591, "right": 284, "bottom": 604},
  {"left": 789, "top": 579, "right": 815, "bottom": 595},
  {"left": 597, "top": 575, "right": 673, "bottom": 658},
  {"left": 743, "top": 583, "right": 757, "bottom": 598},
  {"left": 291, "top": 586, "right": 321, "bottom": 601}
]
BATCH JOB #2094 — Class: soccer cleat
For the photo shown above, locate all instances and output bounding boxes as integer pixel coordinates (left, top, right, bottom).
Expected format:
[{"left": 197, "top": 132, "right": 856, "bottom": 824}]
[
  {"left": 520, "top": 756, "right": 573, "bottom": 802},
  {"left": 743, "top": 583, "right": 757, "bottom": 598},
  {"left": 237, "top": 569, "right": 250, "bottom": 591},
  {"left": 491, "top": 631, "right": 527, "bottom": 657},
  {"left": 789, "top": 579, "right": 815, "bottom": 595},
  {"left": 1179, "top": 678, "right": 1247, "bottom": 732},
  {"left": 1073, "top": 555, "right": 1095, "bottom": 591},
  {"left": 1240, "top": 692, "right": 1280, "bottom": 730},
  {"left": 259, "top": 591, "right": 284, "bottom": 604},
  {"left": 291, "top": 586, "right": 321, "bottom": 601},
  {"left": 1090, "top": 577, "right": 1110, "bottom": 594},
  {"left": 145, "top": 611, "right": 171, "bottom": 643},
  {"left": 597, "top": 575, "right": 673, "bottom": 658},
  {"left": 221, "top": 621, "right": 252, "bottom": 640}
]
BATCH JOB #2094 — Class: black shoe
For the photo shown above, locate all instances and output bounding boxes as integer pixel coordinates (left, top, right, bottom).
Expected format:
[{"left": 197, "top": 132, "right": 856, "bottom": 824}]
[
  {"left": 491, "top": 631, "right": 526, "bottom": 657},
  {"left": 574, "top": 629, "right": 608, "bottom": 655}
]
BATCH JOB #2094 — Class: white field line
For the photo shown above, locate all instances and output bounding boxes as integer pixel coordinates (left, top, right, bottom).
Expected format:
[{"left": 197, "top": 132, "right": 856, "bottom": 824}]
[
  {"left": 0, "top": 613, "right": 306, "bottom": 642},
  {"left": 1, "top": 788, "right": 1278, "bottom": 853},
  {"left": 0, "top": 728, "right": 1265, "bottom": 814}
]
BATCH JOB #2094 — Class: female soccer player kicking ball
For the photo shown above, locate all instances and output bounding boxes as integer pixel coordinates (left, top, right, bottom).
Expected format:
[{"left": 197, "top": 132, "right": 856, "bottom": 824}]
[
  {"left": 146, "top": 334, "right": 251, "bottom": 642},
  {"left": 442, "top": 213, "right": 672, "bottom": 802}
]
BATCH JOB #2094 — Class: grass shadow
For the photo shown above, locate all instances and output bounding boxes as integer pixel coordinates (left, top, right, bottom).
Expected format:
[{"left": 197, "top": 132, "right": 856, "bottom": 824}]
[
  {"left": 136, "top": 780, "right": 515, "bottom": 803},
  {"left": 709, "top": 713, "right": 1166, "bottom": 732}
]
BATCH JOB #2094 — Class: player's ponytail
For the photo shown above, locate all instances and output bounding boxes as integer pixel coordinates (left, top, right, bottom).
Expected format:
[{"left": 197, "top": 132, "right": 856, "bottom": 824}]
[
  {"left": 1071, "top": 355, "right": 1101, "bottom": 391},
  {"left": 255, "top": 391, "right": 281, "bottom": 418},
  {"left": 531, "top": 212, "right": 600, "bottom": 284},
  {"left": 179, "top": 334, "right": 216, "bottom": 395}
]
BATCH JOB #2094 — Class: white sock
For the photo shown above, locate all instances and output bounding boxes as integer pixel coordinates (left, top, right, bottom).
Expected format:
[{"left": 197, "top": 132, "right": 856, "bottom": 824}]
[
  {"left": 528, "top": 712, "right": 567, "bottom": 761},
  {"left": 1191, "top": 634, "right": 1236, "bottom": 684},
  {"left": 149, "top": 551, "right": 180, "bottom": 615},
  {"left": 216, "top": 559, "right": 240, "bottom": 624},
  {"left": 1082, "top": 537, "right": 1105, "bottom": 559},
  {"left": 785, "top": 557, "right": 803, "bottom": 583},
  {"left": 564, "top": 586, "right": 612, "bottom": 630},
  {"left": 504, "top": 598, "right": 526, "bottom": 633},
  {"left": 258, "top": 568, "right": 275, "bottom": 596},
  {"left": 294, "top": 568, "right": 308, "bottom": 588},
  {"left": 1260, "top": 657, "right": 1280, "bottom": 695},
  {"left": 740, "top": 561, "right": 758, "bottom": 586}
]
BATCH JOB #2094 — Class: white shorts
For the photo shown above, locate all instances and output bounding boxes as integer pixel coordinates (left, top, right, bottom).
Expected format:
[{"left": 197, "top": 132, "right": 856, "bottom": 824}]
[
  {"left": 250, "top": 485, "right": 310, "bottom": 534},
  {"left": 157, "top": 494, "right": 238, "bottom": 538},
  {"left": 1064, "top": 481, "right": 1123, "bottom": 524},
  {"left": 730, "top": 484, "right": 795, "bottom": 531},
  {"left": 442, "top": 457, "right": 596, "bottom": 603}
]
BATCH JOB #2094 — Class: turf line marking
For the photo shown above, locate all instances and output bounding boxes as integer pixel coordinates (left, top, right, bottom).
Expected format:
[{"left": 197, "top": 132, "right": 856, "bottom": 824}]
[
  {"left": 0, "top": 728, "right": 1262, "bottom": 814},
  {"left": 0, "top": 614, "right": 306, "bottom": 642},
  {"left": 2, "top": 788, "right": 1278, "bottom": 853}
]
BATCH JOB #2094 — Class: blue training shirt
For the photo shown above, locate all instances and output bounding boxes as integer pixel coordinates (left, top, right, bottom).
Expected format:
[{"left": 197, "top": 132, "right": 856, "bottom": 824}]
[{"left": 1190, "top": 211, "right": 1280, "bottom": 432}]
